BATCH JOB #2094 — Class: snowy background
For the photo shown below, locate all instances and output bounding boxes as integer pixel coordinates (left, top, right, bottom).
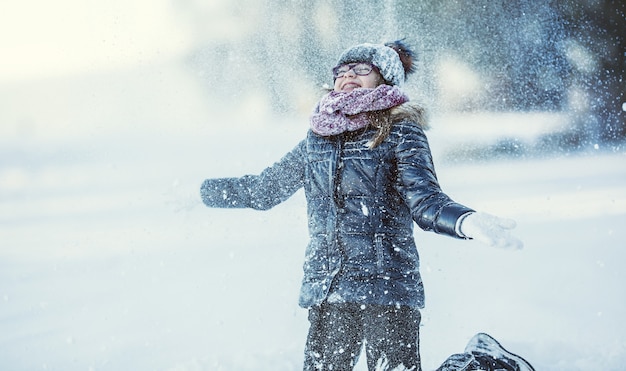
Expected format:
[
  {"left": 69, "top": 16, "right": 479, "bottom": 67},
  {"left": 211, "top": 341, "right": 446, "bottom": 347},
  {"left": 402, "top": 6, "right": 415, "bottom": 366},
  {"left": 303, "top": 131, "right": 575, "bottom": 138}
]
[{"left": 1, "top": 1, "right": 625, "bottom": 370}]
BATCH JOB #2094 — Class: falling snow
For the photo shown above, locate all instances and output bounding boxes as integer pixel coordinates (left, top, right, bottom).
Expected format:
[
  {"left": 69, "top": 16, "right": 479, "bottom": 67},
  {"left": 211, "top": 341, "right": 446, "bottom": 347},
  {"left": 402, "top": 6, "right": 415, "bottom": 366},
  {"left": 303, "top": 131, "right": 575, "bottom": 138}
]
[{"left": 1, "top": 1, "right": 624, "bottom": 370}]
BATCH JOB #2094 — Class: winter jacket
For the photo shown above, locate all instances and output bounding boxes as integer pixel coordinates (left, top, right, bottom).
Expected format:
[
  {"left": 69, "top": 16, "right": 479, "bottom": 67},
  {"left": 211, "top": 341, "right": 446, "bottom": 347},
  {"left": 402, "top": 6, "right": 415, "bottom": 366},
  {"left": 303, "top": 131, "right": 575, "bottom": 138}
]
[{"left": 200, "top": 120, "right": 473, "bottom": 309}]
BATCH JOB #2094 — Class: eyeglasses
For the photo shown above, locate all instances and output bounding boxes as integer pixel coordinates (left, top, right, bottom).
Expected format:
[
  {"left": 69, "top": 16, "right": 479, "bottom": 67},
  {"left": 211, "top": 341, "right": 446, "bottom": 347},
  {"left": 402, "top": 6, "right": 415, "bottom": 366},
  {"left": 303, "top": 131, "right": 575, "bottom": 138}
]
[{"left": 332, "top": 63, "right": 376, "bottom": 79}]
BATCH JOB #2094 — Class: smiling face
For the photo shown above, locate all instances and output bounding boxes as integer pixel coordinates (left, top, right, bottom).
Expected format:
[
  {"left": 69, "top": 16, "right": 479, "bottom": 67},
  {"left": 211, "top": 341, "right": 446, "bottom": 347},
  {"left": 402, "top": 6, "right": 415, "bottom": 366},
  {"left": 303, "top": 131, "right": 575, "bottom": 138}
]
[{"left": 333, "top": 63, "right": 385, "bottom": 92}]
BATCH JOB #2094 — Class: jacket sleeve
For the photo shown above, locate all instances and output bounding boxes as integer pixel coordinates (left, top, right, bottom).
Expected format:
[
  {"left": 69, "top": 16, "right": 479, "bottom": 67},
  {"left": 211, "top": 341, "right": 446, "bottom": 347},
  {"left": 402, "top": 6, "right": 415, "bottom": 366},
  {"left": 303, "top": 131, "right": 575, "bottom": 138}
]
[
  {"left": 200, "top": 140, "right": 306, "bottom": 210},
  {"left": 394, "top": 123, "right": 474, "bottom": 238}
]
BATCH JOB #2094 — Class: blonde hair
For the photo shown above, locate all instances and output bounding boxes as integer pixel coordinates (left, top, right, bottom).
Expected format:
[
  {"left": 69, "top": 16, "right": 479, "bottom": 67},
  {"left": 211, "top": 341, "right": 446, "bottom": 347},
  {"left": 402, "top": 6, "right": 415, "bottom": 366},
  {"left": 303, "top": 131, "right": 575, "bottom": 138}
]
[{"left": 366, "top": 103, "right": 428, "bottom": 148}]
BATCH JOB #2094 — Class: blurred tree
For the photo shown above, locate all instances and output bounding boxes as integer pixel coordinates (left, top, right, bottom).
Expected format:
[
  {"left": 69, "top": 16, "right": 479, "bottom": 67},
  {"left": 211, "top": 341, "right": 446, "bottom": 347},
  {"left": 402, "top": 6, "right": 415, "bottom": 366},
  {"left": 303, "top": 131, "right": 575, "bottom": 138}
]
[
  {"left": 178, "top": 0, "right": 624, "bottom": 144},
  {"left": 393, "top": 0, "right": 568, "bottom": 111},
  {"left": 555, "top": 0, "right": 625, "bottom": 145}
]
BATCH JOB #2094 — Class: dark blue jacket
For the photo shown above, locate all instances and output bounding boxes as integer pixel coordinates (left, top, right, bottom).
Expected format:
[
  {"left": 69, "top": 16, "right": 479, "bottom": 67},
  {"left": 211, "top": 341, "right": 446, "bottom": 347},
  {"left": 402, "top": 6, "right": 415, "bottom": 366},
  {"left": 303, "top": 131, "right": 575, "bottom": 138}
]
[{"left": 201, "top": 121, "right": 473, "bottom": 308}]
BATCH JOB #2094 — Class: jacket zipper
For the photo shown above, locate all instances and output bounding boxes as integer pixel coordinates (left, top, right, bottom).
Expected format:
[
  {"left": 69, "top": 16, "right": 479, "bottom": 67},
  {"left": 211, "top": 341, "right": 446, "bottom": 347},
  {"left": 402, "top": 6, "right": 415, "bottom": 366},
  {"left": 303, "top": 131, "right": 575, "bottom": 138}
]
[
  {"left": 331, "top": 138, "right": 343, "bottom": 209},
  {"left": 375, "top": 233, "right": 385, "bottom": 273},
  {"left": 326, "top": 137, "right": 344, "bottom": 271}
]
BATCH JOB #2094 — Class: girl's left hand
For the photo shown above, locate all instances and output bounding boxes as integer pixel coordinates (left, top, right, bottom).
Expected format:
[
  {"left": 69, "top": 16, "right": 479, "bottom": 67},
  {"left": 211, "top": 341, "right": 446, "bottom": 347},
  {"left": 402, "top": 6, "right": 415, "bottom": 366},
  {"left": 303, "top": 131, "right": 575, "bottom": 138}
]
[{"left": 460, "top": 212, "right": 523, "bottom": 250}]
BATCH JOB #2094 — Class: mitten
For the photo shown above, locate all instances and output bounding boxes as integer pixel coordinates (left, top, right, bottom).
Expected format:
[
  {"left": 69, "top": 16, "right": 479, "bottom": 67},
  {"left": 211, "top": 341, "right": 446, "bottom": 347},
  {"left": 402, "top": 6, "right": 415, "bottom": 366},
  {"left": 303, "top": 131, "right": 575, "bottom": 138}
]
[{"left": 459, "top": 212, "right": 523, "bottom": 250}]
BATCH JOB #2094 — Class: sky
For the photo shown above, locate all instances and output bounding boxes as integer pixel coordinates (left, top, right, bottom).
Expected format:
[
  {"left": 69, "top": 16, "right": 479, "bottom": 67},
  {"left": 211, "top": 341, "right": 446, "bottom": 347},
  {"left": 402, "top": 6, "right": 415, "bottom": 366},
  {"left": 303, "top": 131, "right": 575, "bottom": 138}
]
[{"left": 0, "top": 0, "right": 193, "bottom": 82}]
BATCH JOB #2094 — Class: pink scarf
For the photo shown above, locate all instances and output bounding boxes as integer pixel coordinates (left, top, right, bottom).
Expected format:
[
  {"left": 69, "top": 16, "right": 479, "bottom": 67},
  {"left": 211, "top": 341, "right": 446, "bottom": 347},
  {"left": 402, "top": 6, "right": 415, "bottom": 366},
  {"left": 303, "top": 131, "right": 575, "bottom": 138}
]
[{"left": 309, "top": 85, "right": 409, "bottom": 136}]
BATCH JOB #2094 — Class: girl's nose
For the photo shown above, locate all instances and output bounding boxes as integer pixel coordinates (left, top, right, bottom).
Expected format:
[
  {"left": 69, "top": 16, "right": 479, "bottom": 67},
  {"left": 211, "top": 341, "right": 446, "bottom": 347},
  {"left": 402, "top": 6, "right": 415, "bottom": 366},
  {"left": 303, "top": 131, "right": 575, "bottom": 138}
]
[{"left": 343, "top": 68, "right": 357, "bottom": 78}]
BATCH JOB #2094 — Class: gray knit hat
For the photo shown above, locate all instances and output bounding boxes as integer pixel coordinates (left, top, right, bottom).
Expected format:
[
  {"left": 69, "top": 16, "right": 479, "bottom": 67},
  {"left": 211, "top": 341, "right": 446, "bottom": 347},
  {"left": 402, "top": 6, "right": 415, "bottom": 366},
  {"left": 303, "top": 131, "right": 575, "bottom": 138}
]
[{"left": 334, "top": 40, "right": 415, "bottom": 86}]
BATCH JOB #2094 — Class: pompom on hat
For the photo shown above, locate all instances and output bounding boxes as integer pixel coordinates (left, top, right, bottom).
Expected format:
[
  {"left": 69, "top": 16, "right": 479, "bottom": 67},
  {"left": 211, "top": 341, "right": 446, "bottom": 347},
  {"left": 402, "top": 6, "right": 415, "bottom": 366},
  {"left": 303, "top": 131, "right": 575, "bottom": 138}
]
[{"left": 334, "top": 39, "right": 416, "bottom": 86}]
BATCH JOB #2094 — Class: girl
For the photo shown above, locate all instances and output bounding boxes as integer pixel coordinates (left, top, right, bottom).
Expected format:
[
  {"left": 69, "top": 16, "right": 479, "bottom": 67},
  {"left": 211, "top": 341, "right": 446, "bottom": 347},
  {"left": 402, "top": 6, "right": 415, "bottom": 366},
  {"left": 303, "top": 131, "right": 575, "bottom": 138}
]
[{"left": 200, "top": 40, "right": 525, "bottom": 371}]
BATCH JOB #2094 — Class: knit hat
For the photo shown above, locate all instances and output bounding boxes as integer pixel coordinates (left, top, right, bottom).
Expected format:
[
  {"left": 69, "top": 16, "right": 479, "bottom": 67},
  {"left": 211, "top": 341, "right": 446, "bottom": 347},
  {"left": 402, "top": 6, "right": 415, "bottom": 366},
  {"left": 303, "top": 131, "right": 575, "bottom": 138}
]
[{"left": 334, "top": 40, "right": 416, "bottom": 86}]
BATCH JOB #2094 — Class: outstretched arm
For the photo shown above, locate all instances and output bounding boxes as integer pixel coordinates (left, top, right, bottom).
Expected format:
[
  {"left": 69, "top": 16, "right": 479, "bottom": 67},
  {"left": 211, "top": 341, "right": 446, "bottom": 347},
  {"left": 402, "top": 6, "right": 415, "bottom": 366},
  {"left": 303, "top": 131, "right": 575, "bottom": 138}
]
[
  {"left": 395, "top": 123, "right": 522, "bottom": 249},
  {"left": 201, "top": 140, "right": 306, "bottom": 210},
  {"left": 395, "top": 122, "right": 474, "bottom": 238}
]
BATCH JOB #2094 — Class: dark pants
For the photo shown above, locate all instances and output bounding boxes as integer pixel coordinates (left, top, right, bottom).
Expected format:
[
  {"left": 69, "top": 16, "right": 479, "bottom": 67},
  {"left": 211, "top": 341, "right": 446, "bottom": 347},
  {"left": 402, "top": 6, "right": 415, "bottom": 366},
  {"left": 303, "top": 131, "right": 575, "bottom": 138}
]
[{"left": 304, "top": 302, "right": 422, "bottom": 371}]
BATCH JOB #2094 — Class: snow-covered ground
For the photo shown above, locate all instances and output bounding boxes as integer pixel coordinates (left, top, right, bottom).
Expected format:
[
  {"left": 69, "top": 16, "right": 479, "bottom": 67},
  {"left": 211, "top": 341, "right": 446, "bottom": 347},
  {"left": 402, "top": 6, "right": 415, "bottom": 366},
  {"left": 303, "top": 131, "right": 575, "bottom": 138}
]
[{"left": 1, "top": 63, "right": 625, "bottom": 371}]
